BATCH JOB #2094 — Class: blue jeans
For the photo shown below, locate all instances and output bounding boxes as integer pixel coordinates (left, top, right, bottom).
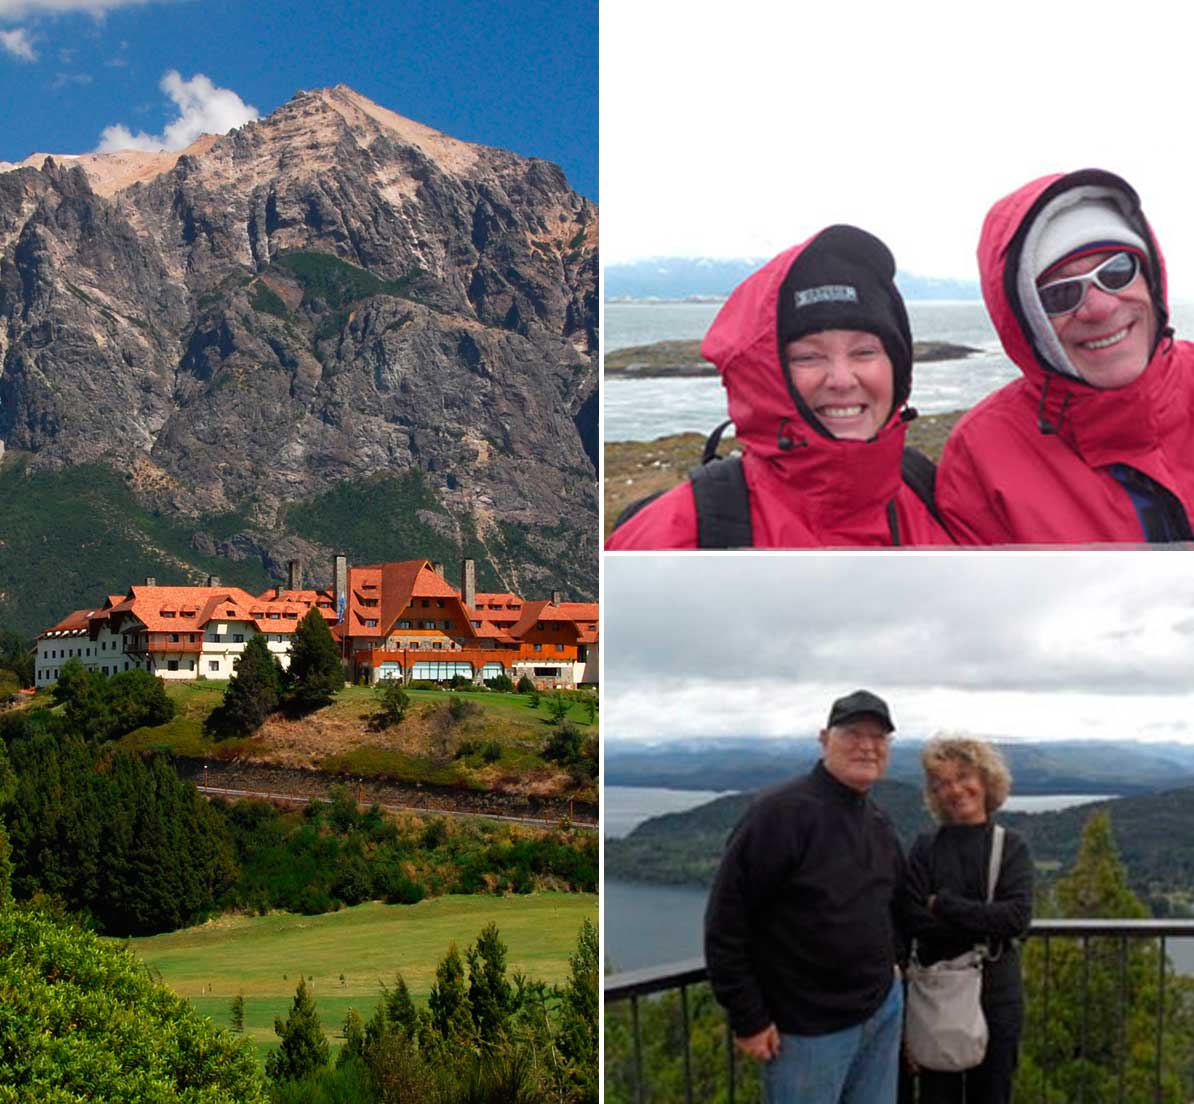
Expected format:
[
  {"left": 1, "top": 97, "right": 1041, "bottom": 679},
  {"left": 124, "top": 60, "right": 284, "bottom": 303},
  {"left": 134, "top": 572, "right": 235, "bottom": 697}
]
[{"left": 763, "top": 979, "right": 903, "bottom": 1104}]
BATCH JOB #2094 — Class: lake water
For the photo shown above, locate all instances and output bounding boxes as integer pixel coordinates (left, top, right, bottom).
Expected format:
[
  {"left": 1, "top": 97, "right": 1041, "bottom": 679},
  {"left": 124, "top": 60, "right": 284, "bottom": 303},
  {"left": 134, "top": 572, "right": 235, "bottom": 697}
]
[
  {"left": 603, "top": 786, "right": 1194, "bottom": 976},
  {"left": 603, "top": 300, "right": 1194, "bottom": 442}
]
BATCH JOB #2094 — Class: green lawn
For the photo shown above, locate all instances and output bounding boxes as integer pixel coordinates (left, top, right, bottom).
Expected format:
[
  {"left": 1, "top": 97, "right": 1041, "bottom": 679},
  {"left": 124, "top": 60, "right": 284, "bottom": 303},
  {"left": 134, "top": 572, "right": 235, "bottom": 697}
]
[{"left": 118, "top": 892, "right": 597, "bottom": 1064}]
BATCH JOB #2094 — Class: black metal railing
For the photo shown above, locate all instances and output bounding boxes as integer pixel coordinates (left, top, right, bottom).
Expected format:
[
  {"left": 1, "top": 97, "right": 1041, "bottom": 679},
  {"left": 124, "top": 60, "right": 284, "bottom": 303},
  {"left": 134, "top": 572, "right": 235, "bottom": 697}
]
[{"left": 604, "top": 920, "right": 1194, "bottom": 1104}]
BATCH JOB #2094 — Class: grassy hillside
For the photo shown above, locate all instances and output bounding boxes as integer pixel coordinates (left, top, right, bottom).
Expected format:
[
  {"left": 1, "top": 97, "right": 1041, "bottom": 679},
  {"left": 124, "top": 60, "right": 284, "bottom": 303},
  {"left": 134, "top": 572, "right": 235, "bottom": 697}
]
[
  {"left": 121, "top": 892, "right": 597, "bottom": 1065},
  {"left": 0, "top": 455, "right": 271, "bottom": 642},
  {"left": 118, "top": 683, "right": 598, "bottom": 802}
]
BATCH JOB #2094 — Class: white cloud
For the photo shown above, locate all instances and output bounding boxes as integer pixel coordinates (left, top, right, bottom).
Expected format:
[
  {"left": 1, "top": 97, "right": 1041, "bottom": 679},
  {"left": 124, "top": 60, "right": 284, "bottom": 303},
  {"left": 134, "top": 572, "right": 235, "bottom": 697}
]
[
  {"left": 0, "top": 0, "right": 152, "bottom": 16},
  {"left": 0, "top": 27, "right": 35, "bottom": 59},
  {"left": 51, "top": 70, "right": 90, "bottom": 87},
  {"left": 96, "top": 70, "right": 258, "bottom": 153}
]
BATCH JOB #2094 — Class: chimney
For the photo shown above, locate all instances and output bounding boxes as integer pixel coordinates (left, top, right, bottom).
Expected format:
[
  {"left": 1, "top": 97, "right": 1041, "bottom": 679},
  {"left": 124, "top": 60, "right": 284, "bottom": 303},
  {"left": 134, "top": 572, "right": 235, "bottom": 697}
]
[
  {"left": 432, "top": 561, "right": 445, "bottom": 580},
  {"left": 145, "top": 576, "right": 156, "bottom": 586},
  {"left": 334, "top": 554, "right": 348, "bottom": 623},
  {"left": 551, "top": 590, "right": 562, "bottom": 607},
  {"left": 462, "top": 558, "right": 476, "bottom": 610},
  {"left": 274, "top": 584, "right": 284, "bottom": 599},
  {"left": 288, "top": 559, "right": 302, "bottom": 591},
  {"left": 207, "top": 575, "right": 220, "bottom": 587}
]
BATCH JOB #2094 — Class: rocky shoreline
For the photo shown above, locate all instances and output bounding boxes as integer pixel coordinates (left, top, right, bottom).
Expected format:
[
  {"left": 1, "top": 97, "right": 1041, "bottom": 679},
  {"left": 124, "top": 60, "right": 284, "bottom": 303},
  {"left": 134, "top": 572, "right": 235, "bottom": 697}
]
[{"left": 605, "top": 338, "right": 980, "bottom": 378}]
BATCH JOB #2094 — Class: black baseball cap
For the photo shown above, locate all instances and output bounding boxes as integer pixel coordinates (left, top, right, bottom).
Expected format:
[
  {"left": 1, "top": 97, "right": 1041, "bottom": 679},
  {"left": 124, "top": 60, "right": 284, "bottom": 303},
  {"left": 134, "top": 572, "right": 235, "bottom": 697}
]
[{"left": 827, "top": 689, "right": 894, "bottom": 734}]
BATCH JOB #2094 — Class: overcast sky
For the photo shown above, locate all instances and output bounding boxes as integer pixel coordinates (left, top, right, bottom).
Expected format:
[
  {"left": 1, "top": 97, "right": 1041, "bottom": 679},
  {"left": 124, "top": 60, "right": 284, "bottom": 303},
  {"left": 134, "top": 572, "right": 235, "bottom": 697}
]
[
  {"left": 601, "top": 0, "right": 1194, "bottom": 294},
  {"left": 603, "top": 553, "right": 1194, "bottom": 747}
]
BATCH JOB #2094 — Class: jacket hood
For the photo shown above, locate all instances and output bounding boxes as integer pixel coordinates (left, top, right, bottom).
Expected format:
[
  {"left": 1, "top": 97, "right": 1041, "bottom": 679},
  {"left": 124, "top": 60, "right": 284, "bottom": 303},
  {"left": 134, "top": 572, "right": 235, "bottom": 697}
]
[
  {"left": 700, "top": 225, "right": 914, "bottom": 462},
  {"left": 978, "top": 169, "right": 1171, "bottom": 391}
]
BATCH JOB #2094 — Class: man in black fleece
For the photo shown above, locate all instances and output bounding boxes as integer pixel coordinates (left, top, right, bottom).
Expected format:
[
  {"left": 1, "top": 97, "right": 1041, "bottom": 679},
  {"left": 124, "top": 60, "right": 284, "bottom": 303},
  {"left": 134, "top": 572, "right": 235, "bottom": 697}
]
[{"left": 704, "top": 689, "right": 905, "bottom": 1104}]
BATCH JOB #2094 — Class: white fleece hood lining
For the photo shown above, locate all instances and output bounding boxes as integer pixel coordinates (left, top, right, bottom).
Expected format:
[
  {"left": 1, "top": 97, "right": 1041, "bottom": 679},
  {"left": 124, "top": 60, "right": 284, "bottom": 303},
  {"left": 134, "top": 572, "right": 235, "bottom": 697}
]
[{"left": 1016, "top": 185, "right": 1141, "bottom": 380}]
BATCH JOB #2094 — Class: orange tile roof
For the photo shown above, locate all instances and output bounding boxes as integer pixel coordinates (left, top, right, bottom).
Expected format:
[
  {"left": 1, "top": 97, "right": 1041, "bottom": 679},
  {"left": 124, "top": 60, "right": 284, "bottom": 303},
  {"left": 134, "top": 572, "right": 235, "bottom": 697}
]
[
  {"left": 39, "top": 609, "right": 98, "bottom": 638},
  {"left": 105, "top": 585, "right": 312, "bottom": 634}
]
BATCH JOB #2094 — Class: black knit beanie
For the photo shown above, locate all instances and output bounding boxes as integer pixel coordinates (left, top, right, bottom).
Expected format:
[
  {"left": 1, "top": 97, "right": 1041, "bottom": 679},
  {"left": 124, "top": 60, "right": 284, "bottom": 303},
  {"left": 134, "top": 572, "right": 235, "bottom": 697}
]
[{"left": 778, "top": 225, "right": 913, "bottom": 427}]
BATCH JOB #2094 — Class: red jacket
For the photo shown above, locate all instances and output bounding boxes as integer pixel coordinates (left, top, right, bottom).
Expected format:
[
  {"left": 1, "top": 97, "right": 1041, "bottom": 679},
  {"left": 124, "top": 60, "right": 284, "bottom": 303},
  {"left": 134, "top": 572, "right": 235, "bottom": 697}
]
[
  {"left": 605, "top": 233, "right": 953, "bottom": 549},
  {"left": 937, "top": 170, "right": 1194, "bottom": 545}
]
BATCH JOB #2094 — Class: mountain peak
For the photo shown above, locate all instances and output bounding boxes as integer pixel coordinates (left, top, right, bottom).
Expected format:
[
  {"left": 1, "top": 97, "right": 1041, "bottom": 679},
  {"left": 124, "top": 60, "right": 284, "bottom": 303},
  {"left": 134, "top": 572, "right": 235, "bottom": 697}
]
[{"left": 269, "top": 84, "right": 482, "bottom": 177}]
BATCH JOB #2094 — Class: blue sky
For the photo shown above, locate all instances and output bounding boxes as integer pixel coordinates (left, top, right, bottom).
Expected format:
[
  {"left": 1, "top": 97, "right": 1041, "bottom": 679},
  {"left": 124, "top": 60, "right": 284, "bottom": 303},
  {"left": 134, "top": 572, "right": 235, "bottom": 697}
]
[{"left": 0, "top": 0, "right": 597, "bottom": 200}]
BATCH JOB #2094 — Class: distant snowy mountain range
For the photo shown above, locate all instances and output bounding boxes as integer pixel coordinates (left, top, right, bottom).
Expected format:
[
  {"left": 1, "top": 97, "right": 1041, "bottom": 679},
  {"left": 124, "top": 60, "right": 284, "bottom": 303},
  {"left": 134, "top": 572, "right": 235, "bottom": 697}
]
[{"left": 606, "top": 257, "right": 980, "bottom": 302}]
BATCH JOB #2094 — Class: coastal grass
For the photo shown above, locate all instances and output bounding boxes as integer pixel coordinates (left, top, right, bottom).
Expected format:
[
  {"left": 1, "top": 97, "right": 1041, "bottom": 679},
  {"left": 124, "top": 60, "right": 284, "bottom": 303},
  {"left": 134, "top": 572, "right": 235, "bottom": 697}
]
[{"left": 117, "top": 892, "right": 597, "bottom": 1065}]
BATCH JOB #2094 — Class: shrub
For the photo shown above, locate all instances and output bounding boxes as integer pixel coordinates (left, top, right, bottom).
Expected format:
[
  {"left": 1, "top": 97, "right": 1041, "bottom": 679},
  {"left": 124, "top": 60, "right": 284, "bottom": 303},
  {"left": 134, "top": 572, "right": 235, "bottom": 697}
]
[
  {"left": 448, "top": 696, "right": 481, "bottom": 723},
  {"left": 482, "top": 740, "right": 502, "bottom": 764},
  {"left": 0, "top": 902, "right": 266, "bottom": 1099},
  {"left": 485, "top": 674, "right": 515, "bottom": 693},
  {"left": 547, "top": 692, "right": 571, "bottom": 724},
  {"left": 516, "top": 675, "right": 535, "bottom": 694},
  {"left": 543, "top": 722, "right": 583, "bottom": 766},
  {"left": 376, "top": 680, "right": 411, "bottom": 726}
]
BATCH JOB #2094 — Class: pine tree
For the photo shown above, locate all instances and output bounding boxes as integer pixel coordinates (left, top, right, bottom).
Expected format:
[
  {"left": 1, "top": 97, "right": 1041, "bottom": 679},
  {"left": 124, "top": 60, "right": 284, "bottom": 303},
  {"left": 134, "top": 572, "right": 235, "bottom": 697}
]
[
  {"left": 336, "top": 1008, "right": 365, "bottom": 1068},
  {"left": 558, "top": 918, "right": 598, "bottom": 1102},
  {"left": 286, "top": 609, "right": 343, "bottom": 711},
  {"left": 1018, "top": 810, "right": 1190, "bottom": 1103},
  {"left": 427, "top": 942, "right": 475, "bottom": 1046},
  {"left": 265, "top": 977, "right": 330, "bottom": 1083},
  {"left": 384, "top": 971, "right": 419, "bottom": 1038},
  {"left": 221, "top": 634, "right": 281, "bottom": 735},
  {"left": 467, "top": 922, "right": 514, "bottom": 1043}
]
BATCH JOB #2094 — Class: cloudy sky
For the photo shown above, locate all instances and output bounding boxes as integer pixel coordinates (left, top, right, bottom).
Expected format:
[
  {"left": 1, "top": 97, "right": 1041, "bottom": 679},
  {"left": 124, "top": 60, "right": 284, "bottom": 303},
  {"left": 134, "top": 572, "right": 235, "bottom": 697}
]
[
  {"left": 604, "top": 553, "right": 1194, "bottom": 747},
  {"left": 0, "top": 0, "right": 596, "bottom": 199},
  {"left": 601, "top": 0, "right": 1194, "bottom": 294}
]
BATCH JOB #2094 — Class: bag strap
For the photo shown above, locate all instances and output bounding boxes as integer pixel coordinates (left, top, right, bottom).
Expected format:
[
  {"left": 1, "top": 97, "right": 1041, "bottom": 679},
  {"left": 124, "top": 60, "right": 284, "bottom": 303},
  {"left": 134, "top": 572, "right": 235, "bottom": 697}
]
[{"left": 986, "top": 824, "right": 1005, "bottom": 903}]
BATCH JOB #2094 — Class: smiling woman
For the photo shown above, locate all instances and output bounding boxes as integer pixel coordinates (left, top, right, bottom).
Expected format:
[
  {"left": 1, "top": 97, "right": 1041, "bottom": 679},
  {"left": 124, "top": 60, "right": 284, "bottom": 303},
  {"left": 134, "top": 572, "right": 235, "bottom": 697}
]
[{"left": 605, "top": 225, "right": 954, "bottom": 550}]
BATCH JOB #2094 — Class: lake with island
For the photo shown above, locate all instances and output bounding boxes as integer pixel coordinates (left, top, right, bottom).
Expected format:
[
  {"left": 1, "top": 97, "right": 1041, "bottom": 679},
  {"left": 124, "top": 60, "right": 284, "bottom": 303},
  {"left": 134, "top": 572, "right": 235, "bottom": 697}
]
[
  {"left": 604, "top": 300, "right": 1194, "bottom": 443},
  {"left": 604, "top": 786, "right": 1194, "bottom": 977}
]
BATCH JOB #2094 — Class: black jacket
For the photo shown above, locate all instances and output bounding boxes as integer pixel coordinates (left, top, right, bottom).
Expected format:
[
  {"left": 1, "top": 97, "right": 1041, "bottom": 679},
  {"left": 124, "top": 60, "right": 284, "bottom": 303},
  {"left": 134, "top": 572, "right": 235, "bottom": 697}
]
[
  {"left": 900, "top": 822, "right": 1034, "bottom": 1003},
  {"left": 704, "top": 761, "right": 905, "bottom": 1037}
]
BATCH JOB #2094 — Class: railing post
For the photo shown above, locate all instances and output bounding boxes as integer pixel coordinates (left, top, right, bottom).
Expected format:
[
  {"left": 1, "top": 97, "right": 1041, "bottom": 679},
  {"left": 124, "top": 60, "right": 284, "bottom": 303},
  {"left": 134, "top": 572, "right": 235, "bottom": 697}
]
[
  {"left": 1156, "top": 935, "right": 1167, "bottom": 1104},
  {"left": 726, "top": 1019, "right": 736, "bottom": 1104},
  {"left": 1080, "top": 935, "right": 1090, "bottom": 1104},
  {"left": 1116, "top": 935, "right": 1127, "bottom": 1104},
  {"left": 680, "top": 984, "right": 693, "bottom": 1104},
  {"left": 631, "top": 994, "right": 644, "bottom": 1104},
  {"left": 1042, "top": 936, "right": 1051, "bottom": 1104}
]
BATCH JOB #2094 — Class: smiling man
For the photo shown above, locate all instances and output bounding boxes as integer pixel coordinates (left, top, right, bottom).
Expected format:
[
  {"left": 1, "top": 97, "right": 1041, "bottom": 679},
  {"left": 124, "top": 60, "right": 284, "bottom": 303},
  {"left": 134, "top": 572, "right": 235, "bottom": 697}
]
[
  {"left": 937, "top": 169, "right": 1194, "bottom": 544},
  {"left": 704, "top": 689, "right": 906, "bottom": 1104}
]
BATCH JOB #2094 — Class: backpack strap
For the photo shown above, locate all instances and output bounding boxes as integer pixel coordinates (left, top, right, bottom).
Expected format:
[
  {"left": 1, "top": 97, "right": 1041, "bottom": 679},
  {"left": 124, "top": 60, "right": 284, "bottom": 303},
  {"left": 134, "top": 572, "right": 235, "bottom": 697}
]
[
  {"left": 701, "top": 419, "right": 736, "bottom": 465},
  {"left": 689, "top": 456, "right": 753, "bottom": 548},
  {"left": 901, "top": 446, "right": 942, "bottom": 524}
]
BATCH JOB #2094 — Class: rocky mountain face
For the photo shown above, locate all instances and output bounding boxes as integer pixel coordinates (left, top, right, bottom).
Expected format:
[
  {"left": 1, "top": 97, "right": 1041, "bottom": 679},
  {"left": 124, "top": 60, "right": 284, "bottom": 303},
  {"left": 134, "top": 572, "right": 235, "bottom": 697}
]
[{"left": 0, "top": 86, "right": 597, "bottom": 615}]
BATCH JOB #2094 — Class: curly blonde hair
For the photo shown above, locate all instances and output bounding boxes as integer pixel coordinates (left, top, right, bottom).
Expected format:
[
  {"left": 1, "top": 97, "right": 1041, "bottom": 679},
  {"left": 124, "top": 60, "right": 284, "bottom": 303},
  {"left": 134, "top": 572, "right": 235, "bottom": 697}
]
[{"left": 921, "top": 733, "right": 1012, "bottom": 822}]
